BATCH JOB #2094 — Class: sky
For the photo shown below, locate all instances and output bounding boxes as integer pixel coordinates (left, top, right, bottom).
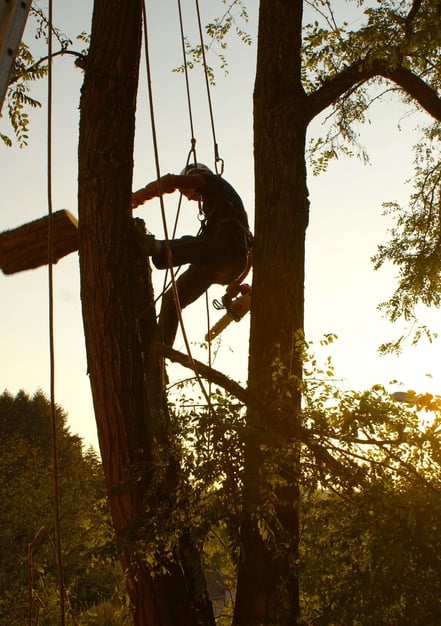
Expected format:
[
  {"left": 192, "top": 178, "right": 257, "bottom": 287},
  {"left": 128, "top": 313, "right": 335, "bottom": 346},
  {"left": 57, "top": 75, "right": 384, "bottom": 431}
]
[{"left": 1, "top": 0, "right": 440, "bottom": 452}]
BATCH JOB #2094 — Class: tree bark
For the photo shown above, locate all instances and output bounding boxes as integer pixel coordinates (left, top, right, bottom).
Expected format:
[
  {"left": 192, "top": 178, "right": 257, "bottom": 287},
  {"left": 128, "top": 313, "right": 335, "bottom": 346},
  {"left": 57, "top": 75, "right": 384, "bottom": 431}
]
[
  {"left": 234, "top": 1, "right": 308, "bottom": 624},
  {"left": 77, "top": 2, "right": 213, "bottom": 624}
]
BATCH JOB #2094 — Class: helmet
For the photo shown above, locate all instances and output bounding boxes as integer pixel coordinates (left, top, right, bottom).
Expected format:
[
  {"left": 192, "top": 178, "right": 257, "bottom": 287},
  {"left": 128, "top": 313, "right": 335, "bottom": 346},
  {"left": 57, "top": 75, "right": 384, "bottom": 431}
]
[{"left": 180, "top": 162, "right": 213, "bottom": 176}]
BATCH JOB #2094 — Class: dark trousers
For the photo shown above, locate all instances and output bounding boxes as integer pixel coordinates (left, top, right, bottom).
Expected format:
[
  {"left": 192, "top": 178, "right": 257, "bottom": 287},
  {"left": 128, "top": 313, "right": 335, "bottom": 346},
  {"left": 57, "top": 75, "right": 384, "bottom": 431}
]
[{"left": 153, "top": 233, "right": 248, "bottom": 346}]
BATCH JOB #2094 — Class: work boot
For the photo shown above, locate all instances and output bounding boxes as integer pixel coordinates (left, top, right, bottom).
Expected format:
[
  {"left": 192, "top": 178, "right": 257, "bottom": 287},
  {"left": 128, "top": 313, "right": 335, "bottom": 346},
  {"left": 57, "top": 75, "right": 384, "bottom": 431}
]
[{"left": 132, "top": 218, "right": 158, "bottom": 256}]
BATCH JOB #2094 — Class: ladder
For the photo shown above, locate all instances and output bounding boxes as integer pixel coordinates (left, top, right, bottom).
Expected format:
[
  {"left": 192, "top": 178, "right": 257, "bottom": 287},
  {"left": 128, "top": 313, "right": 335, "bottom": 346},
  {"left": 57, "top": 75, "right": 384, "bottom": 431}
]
[{"left": 0, "top": 0, "right": 32, "bottom": 111}]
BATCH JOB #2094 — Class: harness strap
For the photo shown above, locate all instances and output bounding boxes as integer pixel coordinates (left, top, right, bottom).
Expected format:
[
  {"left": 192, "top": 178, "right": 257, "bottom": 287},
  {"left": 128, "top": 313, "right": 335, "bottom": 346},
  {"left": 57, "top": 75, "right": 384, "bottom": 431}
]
[{"left": 226, "top": 250, "right": 253, "bottom": 297}]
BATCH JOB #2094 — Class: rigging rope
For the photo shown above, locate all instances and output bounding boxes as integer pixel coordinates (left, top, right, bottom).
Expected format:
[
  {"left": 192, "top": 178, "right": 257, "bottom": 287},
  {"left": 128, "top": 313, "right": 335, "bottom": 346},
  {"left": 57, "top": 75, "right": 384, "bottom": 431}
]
[{"left": 46, "top": 0, "right": 65, "bottom": 623}]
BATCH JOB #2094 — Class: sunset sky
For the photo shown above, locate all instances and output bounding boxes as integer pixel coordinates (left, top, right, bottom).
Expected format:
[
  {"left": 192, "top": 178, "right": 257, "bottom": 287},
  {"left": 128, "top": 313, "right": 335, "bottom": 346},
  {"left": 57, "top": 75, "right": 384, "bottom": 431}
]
[{"left": 1, "top": 0, "right": 440, "bottom": 450}]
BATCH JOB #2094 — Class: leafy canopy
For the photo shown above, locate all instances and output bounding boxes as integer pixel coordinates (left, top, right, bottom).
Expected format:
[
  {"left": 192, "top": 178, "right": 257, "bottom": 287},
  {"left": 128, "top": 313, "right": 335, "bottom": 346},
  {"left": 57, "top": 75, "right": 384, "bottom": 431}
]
[{"left": 301, "top": 2, "right": 441, "bottom": 345}]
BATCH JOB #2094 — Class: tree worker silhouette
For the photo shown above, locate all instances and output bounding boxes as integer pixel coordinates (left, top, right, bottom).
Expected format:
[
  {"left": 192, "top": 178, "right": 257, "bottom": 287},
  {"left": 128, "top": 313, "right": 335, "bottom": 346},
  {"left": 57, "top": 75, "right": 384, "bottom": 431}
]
[{"left": 132, "top": 163, "right": 252, "bottom": 347}]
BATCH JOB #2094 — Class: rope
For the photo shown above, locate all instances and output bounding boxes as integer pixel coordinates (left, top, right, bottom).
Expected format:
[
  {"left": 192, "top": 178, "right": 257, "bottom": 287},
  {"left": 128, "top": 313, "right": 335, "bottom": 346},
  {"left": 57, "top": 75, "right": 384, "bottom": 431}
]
[
  {"left": 141, "top": 1, "right": 213, "bottom": 409},
  {"left": 157, "top": 0, "right": 199, "bottom": 305},
  {"left": 194, "top": 0, "right": 224, "bottom": 175},
  {"left": 176, "top": 0, "right": 224, "bottom": 177},
  {"left": 46, "top": 0, "right": 65, "bottom": 622},
  {"left": 168, "top": 0, "right": 198, "bottom": 239},
  {"left": 175, "top": 0, "right": 223, "bottom": 372},
  {"left": 204, "top": 291, "right": 212, "bottom": 397},
  {"left": 177, "top": 0, "right": 197, "bottom": 158}
]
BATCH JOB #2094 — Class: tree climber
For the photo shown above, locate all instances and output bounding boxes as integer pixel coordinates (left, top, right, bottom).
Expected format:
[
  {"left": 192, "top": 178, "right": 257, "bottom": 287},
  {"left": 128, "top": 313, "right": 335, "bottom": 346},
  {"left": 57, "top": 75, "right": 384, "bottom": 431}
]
[{"left": 132, "top": 163, "right": 253, "bottom": 347}]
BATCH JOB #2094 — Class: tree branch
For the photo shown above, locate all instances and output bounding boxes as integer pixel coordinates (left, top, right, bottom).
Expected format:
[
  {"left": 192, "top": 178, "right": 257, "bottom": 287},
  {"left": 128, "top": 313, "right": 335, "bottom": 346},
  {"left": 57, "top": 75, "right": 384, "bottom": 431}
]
[
  {"left": 307, "top": 57, "right": 441, "bottom": 123},
  {"left": 307, "top": 59, "right": 371, "bottom": 120},
  {"left": 10, "top": 50, "right": 85, "bottom": 86},
  {"left": 378, "top": 65, "right": 441, "bottom": 121},
  {"left": 403, "top": 0, "right": 423, "bottom": 42},
  {"left": 158, "top": 344, "right": 249, "bottom": 404}
]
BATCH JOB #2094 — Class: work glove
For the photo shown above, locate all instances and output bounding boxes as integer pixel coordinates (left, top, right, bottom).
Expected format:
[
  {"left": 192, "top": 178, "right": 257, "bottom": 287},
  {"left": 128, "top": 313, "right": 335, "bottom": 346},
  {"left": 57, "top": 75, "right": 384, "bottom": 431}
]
[{"left": 131, "top": 174, "right": 176, "bottom": 208}]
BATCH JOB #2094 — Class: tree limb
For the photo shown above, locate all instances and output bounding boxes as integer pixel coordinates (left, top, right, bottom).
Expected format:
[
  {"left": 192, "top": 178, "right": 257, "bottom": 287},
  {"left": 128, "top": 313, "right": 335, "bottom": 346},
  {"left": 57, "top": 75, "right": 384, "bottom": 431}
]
[
  {"left": 10, "top": 50, "right": 85, "bottom": 86},
  {"left": 378, "top": 65, "right": 441, "bottom": 121},
  {"left": 307, "top": 57, "right": 441, "bottom": 123},
  {"left": 404, "top": 0, "right": 423, "bottom": 43},
  {"left": 307, "top": 59, "right": 372, "bottom": 120},
  {"left": 158, "top": 344, "right": 249, "bottom": 404}
]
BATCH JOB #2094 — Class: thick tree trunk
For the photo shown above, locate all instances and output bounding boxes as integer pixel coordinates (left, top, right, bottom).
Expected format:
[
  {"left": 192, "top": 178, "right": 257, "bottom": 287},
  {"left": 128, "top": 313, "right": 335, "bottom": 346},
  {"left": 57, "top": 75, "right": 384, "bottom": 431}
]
[
  {"left": 234, "top": 1, "right": 308, "bottom": 624},
  {"left": 78, "top": 2, "right": 214, "bottom": 624}
]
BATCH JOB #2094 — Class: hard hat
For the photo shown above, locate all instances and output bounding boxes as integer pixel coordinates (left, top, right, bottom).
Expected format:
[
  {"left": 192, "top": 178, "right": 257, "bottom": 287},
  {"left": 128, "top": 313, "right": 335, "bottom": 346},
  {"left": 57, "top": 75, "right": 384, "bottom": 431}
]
[{"left": 180, "top": 162, "right": 213, "bottom": 176}]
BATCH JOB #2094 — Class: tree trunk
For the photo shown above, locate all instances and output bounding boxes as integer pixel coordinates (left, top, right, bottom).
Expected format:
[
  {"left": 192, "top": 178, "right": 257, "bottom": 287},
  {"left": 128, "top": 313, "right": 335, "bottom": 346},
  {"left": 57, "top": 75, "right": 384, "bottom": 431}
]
[
  {"left": 234, "top": 1, "right": 308, "bottom": 624},
  {"left": 77, "top": 2, "right": 214, "bottom": 624}
]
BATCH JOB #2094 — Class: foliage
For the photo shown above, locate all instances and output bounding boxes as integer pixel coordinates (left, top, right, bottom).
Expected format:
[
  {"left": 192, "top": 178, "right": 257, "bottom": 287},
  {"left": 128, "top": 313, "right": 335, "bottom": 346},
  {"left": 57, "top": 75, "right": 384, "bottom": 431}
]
[
  {"left": 1, "top": 6, "right": 88, "bottom": 147},
  {"left": 373, "top": 124, "right": 441, "bottom": 351},
  {"left": 173, "top": 0, "right": 251, "bottom": 84},
  {"left": 305, "top": 0, "right": 441, "bottom": 172},
  {"left": 291, "top": 336, "right": 441, "bottom": 623},
  {"left": 3, "top": 369, "right": 441, "bottom": 623},
  {"left": 300, "top": 1, "right": 441, "bottom": 341},
  {"left": 163, "top": 338, "right": 441, "bottom": 623},
  {"left": 0, "top": 390, "right": 127, "bottom": 625},
  {"left": 300, "top": 481, "right": 441, "bottom": 625},
  {"left": 130, "top": 383, "right": 245, "bottom": 578},
  {"left": 297, "top": 334, "right": 441, "bottom": 492}
]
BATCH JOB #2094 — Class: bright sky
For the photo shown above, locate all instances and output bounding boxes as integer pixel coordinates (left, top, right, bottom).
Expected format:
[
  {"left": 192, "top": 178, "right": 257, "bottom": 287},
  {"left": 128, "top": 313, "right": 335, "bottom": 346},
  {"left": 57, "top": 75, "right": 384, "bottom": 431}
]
[{"left": 1, "top": 1, "right": 440, "bottom": 451}]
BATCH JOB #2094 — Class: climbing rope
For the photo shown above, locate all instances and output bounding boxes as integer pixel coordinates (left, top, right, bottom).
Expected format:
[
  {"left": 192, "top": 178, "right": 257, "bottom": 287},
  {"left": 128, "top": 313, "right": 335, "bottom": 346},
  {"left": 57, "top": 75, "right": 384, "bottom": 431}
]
[
  {"left": 176, "top": 0, "right": 215, "bottom": 375},
  {"left": 46, "top": 0, "right": 65, "bottom": 622},
  {"left": 177, "top": 0, "right": 198, "bottom": 162},
  {"left": 141, "top": 1, "right": 213, "bottom": 409},
  {"left": 194, "top": 0, "right": 224, "bottom": 175}
]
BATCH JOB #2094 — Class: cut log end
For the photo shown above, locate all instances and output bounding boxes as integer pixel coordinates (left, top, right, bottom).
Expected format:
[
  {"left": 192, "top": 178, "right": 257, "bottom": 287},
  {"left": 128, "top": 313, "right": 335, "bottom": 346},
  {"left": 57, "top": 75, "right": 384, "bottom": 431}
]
[{"left": 0, "top": 210, "right": 79, "bottom": 275}]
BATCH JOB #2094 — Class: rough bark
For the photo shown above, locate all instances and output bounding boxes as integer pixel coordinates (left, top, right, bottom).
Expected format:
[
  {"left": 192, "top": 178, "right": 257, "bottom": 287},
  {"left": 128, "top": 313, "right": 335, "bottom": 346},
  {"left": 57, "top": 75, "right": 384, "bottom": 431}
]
[
  {"left": 234, "top": 1, "right": 308, "bottom": 624},
  {"left": 77, "top": 2, "right": 213, "bottom": 624}
]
